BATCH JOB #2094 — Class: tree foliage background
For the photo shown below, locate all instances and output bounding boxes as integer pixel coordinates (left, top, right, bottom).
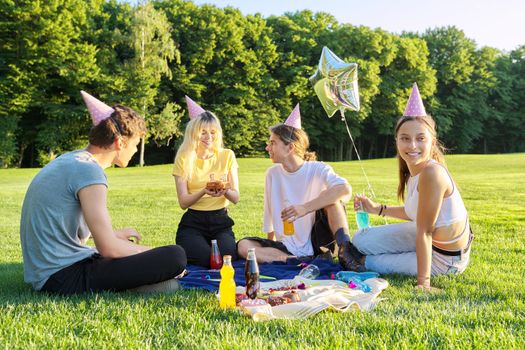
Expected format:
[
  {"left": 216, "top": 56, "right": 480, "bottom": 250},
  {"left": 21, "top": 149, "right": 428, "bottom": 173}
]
[{"left": 1, "top": 0, "right": 523, "bottom": 168}]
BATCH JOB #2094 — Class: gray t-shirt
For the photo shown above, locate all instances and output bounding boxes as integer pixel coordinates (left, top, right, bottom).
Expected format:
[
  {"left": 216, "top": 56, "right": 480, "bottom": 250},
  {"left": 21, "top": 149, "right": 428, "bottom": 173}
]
[{"left": 20, "top": 150, "right": 107, "bottom": 290}]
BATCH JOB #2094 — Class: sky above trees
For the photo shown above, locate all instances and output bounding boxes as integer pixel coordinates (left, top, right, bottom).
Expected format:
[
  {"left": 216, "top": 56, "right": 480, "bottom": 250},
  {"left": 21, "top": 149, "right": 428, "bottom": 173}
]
[{"left": 190, "top": 0, "right": 525, "bottom": 51}]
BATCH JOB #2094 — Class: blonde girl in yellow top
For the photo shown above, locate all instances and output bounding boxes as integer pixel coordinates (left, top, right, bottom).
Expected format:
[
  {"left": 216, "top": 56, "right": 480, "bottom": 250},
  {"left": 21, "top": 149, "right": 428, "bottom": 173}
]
[{"left": 173, "top": 96, "right": 240, "bottom": 267}]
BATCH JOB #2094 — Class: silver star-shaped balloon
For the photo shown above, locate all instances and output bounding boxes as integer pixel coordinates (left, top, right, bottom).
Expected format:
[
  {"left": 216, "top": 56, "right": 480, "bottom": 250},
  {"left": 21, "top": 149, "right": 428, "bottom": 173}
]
[{"left": 309, "top": 46, "right": 360, "bottom": 117}]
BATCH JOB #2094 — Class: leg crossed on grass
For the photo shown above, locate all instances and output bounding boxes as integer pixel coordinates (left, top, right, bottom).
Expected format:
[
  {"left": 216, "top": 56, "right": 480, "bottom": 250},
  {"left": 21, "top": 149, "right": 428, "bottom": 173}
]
[
  {"left": 237, "top": 202, "right": 350, "bottom": 263},
  {"left": 236, "top": 238, "right": 292, "bottom": 263},
  {"left": 42, "top": 245, "right": 187, "bottom": 295}
]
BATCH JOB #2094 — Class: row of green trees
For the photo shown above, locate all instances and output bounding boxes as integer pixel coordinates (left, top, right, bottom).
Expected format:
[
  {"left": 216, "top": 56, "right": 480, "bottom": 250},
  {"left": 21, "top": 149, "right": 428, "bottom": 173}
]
[{"left": 1, "top": 0, "right": 524, "bottom": 167}]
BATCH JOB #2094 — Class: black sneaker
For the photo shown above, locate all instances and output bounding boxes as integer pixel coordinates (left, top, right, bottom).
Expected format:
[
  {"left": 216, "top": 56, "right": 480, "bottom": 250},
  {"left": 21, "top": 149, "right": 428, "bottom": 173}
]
[
  {"left": 315, "top": 250, "right": 334, "bottom": 262},
  {"left": 346, "top": 241, "right": 365, "bottom": 261},
  {"left": 338, "top": 241, "right": 366, "bottom": 272}
]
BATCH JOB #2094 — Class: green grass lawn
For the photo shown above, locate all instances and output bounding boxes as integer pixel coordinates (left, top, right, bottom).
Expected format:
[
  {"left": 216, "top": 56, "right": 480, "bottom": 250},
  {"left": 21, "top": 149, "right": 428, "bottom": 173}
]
[{"left": 1, "top": 154, "right": 524, "bottom": 349}]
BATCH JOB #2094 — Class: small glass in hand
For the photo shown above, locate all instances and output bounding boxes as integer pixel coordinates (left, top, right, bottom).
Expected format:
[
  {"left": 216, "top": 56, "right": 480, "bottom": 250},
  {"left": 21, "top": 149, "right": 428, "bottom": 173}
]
[{"left": 355, "top": 198, "right": 370, "bottom": 231}]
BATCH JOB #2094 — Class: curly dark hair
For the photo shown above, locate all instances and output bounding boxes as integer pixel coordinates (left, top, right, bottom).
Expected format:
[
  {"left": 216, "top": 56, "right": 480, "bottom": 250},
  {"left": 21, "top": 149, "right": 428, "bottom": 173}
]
[{"left": 88, "top": 105, "right": 147, "bottom": 147}]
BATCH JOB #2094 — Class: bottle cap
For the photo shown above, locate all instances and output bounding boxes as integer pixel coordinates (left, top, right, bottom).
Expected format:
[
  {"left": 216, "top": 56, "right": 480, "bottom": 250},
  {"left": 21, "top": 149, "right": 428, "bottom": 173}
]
[
  {"left": 212, "top": 239, "right": 217, "bottom": 243},
  {"left": 247, "top": 248, "right": 256, "bottom": 259}
]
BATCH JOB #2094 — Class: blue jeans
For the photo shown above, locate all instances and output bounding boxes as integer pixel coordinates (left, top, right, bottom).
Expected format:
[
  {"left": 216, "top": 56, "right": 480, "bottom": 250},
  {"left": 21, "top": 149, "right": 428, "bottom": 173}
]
[{"left": 352, "top": 222, "right": 471, "bottom": 276}]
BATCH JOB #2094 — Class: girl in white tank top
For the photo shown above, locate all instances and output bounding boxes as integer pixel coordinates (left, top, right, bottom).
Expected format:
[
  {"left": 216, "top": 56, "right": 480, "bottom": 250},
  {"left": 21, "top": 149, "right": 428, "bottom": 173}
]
[
  {"left": 348, "top": 94, "right": 473, "bottom": 291},
  {"left": 405, "top": 160, "right": 468, "bottom": 231}
]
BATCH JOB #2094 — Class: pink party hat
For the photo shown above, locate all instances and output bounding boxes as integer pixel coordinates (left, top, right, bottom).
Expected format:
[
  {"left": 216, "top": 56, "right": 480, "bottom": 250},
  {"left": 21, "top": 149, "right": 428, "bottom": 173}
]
[
  {"left": 284, "top": 104, "right": 301, "bottom": 129},
  {"left": 185, "top": 95, "right": 206, "bottom": 119},
  {"left": 80, "top": 91, "right": 114, "bottom": 126},
  {"left": 403, "top": 82, "right": 427, "bottom": 117}
]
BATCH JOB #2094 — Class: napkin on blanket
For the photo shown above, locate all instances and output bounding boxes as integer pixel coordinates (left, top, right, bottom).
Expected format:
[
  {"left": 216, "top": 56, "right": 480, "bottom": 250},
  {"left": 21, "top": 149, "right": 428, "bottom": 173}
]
[{"left": 242, "top": 276, "right": 389, "bottom": 321}]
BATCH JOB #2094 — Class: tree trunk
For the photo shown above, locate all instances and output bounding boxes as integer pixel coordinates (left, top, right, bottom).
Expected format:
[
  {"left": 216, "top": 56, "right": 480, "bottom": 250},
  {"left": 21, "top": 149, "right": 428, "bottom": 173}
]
[
  {"left": 17, "top": 144, "right": 26, "bottom": 168},
  {"left": 383, "top": 135, "right": 389, "bottom": 158},
  {"left": 368, "top": 138, "right": 375, "bottom": 159},
  {"left": 358, "top": 137, "right": 363, "bottom": 160},
  {"left": 139, "top": 16, "right": 146, "bottom": 167},
  {"left": 139, "top": 137, "right": 145, "bottom": 167},
  {"left": 48, "top": 148, "right": 56, "bottom": 162},
  {"left": 345, "top": 142, "right": 352, "bottom": 160}
]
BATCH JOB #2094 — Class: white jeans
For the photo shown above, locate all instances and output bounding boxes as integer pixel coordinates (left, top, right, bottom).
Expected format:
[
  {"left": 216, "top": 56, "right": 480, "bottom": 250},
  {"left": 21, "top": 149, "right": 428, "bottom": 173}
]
[{"left": 352, "top": 222, "right": 471, "bottom": 276}]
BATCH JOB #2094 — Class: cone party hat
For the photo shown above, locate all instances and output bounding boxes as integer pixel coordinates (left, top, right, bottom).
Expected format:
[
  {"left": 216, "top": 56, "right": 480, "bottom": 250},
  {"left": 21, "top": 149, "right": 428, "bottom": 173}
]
[
  {"left": 81, "top": 91, "right": 114, "bottom": 126},
  {"left": 185, "top": 95, "right": 206, "bottom": 119},
  {"left": 403, "top": 82, "right": 427, "bottom": 117},
  {"left": 284, "top": 104, "right": 301, "bottom": 129}
]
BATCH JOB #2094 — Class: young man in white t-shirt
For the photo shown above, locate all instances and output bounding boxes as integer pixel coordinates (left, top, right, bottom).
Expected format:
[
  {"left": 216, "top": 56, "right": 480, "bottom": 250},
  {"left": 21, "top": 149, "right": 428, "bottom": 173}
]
[{"left": 237, "top": 105, "right": 365, "bottom": 270}]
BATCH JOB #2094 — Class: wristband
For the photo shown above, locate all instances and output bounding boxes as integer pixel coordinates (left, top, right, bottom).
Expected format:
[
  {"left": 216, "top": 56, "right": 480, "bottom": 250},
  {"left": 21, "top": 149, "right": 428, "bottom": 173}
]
[{"left": 378, "top": 204, "right": 384, "bottom": 216}]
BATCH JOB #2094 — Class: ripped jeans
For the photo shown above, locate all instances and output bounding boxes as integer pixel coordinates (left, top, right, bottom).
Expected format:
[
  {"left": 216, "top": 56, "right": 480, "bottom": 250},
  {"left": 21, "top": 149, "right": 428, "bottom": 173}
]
[{"left": 352, "top": 222, "right": 471, "bottom": 276}]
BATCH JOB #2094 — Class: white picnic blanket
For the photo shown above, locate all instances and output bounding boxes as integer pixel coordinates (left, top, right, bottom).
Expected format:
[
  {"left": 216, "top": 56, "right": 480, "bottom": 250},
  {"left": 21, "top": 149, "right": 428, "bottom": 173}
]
[{"left": 237, "top": 276, "right": 389, "bottom": 321}]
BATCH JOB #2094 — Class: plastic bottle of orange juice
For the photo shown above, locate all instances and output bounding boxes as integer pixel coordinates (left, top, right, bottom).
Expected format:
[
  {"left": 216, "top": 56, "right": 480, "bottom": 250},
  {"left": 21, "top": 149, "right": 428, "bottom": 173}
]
[{"left": 219, "top": 255, "right": 236, "bottom": 309}]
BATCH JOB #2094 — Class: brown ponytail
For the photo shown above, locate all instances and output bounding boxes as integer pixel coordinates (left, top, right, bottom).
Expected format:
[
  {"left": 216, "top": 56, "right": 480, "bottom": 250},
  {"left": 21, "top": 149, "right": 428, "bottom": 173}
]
[{"left": 270, "top": 124, "right": 317, "bottom": 161}]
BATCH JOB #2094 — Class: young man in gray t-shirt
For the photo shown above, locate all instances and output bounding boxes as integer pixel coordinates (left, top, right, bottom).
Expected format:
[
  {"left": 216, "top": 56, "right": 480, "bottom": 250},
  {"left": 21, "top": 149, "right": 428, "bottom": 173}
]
[{"left": 20, "top": 92, "right": 187, "bottom": 294}]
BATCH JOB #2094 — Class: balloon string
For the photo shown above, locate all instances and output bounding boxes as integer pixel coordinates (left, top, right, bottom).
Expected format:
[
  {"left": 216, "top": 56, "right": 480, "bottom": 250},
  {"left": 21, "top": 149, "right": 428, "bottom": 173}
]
[
  {"left": 340, "top": 109, "right": 388, "bottom": 225},
  {"left": 340, "top": 109, "right": 376, "bottom": 199}
]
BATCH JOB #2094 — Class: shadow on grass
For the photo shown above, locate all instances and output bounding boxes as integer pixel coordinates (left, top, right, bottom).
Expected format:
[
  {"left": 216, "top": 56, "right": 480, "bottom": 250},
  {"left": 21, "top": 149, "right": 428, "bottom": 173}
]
[
  {"left": 0, "top": 262, "right": 31, "bottom": 299},
  {"left": 0, "top": 262, "right": 215, "bottom": 308}
]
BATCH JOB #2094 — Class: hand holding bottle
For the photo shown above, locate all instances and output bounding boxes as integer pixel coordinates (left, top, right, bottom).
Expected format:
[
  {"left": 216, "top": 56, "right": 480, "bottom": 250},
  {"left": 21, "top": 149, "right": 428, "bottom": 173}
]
[
  {"left": 281, "top": 200, "right": 303, "bottom": 236},
  {"left": 281, "top": 201, "right": 307, "bottom": 222}
]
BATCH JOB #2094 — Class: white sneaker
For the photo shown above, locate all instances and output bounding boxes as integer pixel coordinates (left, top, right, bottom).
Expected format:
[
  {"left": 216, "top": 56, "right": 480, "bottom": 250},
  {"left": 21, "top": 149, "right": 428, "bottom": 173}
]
[
  {"left": 175, "top": 269, "right": 188, "bottom": 279},
  {"left": 129, "top": 278, "right": 181, "bottom": 293}
]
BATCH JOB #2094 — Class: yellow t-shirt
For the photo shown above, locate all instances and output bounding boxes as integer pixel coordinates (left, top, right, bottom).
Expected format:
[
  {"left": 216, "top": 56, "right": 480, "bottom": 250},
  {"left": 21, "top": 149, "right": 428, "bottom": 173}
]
[{"left": 173, "top": 149, "right": 238, "bottom": 211}]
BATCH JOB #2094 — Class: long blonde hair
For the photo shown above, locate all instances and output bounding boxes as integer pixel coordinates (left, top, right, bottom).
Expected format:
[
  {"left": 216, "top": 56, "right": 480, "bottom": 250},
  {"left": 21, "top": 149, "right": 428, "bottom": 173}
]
[
  {"left": 175, "top": 111, "right": 224, "bottom": 181},
  {"left": 395, "top": 115, "right": 446, "bottom": 201},
  {"left": 270, "top": 124, "right": 316, "bottom": 161}
]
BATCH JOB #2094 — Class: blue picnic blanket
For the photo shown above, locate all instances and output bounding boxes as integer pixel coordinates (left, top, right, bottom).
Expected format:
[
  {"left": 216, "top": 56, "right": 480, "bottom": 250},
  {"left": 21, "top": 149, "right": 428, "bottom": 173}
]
[{"left": 179, "top": 257, "right": 343, "bottom": 292}]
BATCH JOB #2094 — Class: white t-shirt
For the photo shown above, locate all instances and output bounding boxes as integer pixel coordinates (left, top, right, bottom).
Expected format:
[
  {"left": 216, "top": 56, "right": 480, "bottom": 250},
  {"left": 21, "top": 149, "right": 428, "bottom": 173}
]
[{"left": 263, "top": 161, "right": 348, "bottom": 256}]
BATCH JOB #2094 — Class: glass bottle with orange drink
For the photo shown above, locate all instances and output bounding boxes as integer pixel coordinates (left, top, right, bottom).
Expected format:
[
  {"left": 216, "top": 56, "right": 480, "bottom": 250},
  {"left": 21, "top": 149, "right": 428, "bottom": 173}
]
[{"left": 282, "top": 199, "right": 294, "bottom": 236}]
